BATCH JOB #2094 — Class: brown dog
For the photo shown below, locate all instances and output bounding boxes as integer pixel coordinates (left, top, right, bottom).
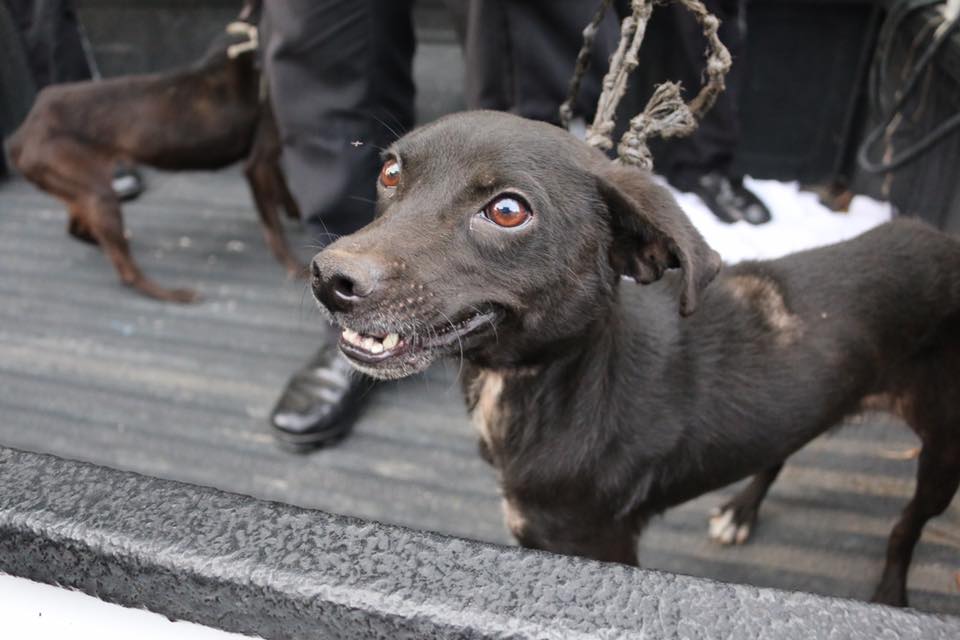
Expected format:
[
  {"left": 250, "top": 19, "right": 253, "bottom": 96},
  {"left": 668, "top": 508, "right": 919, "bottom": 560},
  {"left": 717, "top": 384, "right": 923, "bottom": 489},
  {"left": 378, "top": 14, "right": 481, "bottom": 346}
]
[
  {"left": 310, "top": 110, "right": 960, "bottom": 607},
  {"left": 5, "top": 7, "right": 301, "bottom": 302}
]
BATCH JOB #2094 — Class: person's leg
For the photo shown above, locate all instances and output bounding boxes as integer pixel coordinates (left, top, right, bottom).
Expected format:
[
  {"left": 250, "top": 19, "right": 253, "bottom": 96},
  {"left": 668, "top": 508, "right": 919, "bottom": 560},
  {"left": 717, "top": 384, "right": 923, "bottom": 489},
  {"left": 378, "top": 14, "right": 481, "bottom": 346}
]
[
  {"left": 646, "top": 0, "right": 770, "bottom": 224},
  {"left": 5, "top": 0, "right": 91, "bottom": 88},
  {"left": 461, "top": 0, "right": 620, "bottom": 125},
  {"left": 263, "top": 0, "right": 415, "bottom": 450},
  {"left": 264, "top": 0, "right": 415, "bottom": 243}
]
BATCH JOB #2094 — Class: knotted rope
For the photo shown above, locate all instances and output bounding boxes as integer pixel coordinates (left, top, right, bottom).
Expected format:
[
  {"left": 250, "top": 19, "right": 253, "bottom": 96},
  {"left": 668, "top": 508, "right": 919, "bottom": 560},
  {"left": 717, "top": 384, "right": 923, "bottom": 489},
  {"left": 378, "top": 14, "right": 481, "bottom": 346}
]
[
  {"left": 559, "top": 0, "right": 732, "bottom": 170},
  {"left": 226, "top": 20, "right": 259, "bottom": 59}
]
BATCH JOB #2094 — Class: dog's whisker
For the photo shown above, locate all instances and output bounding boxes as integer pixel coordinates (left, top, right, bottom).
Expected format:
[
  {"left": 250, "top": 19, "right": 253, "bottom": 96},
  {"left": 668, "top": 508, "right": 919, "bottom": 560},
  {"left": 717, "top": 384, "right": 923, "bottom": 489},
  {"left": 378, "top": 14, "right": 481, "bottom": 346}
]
[
  {"left": 370, "top": 114, "right": 404, "bottom": 143},
  {"left": 435, "top": 308, "right": 465, "bottom": 389},
  {"left": 347, "top": 195, "right": 378, "bottom": 205}
]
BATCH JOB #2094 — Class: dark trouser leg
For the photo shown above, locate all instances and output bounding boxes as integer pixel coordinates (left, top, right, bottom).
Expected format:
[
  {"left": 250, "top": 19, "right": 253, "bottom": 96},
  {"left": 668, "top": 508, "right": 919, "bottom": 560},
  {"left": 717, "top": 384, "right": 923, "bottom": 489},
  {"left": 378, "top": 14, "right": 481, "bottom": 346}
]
[
  {"left": 5, "top": 0, "right": 92, "bottom": 88},
  {"left": 461, "top": 0, "right": 621, "bottom": 124},
  {"left": 632, "top": 0, "right": 771, "bottom": 223},
  {"left": 263, "top": 0, "right": 415, "bottom": 243},
  {"left": 638, "top": 0, "right": 744, "bottom": 183},
  {"left": 263, "top": 0, "right": 414, "bottom": 449}
]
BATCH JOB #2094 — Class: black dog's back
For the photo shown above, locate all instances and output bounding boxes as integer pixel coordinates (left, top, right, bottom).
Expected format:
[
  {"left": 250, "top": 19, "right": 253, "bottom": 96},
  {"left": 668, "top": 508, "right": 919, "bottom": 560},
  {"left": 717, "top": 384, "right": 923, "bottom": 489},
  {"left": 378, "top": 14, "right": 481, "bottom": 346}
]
[
  {"left": 612, "top": 218, "right": 960, "bottom": 506},
  {"left": 308, "top": 110, "right": 959, "bottom": 606}
]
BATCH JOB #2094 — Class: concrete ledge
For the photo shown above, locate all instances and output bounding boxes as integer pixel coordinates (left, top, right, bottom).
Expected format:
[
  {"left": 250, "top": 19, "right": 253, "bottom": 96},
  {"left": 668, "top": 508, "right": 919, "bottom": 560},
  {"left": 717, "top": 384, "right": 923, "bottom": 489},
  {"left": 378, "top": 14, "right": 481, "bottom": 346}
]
[{"left": 1, "top": 446, "right": 957, "bottom": 639}]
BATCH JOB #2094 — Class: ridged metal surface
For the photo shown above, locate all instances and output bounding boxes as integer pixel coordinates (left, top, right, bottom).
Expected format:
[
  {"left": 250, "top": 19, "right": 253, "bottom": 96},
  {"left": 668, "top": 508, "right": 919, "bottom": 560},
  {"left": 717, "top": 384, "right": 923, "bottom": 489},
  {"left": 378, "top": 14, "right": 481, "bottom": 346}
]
[
  {"left": 3, "top": 445, "right": 959, "bottom": 640},
  {"left": 0, "top": 171, "right": 957, "bottom": 616}
]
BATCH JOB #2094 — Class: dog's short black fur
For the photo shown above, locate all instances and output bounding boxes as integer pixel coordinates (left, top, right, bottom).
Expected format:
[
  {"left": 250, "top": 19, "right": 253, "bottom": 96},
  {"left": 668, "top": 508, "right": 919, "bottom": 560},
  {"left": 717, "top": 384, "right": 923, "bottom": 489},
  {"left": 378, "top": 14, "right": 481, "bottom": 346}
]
[
  {"left": 5, "top": 1, "right": 302, "bottom": 302},
  {"left": 310, "top": 111, "right": 960, "bottom": 607}
]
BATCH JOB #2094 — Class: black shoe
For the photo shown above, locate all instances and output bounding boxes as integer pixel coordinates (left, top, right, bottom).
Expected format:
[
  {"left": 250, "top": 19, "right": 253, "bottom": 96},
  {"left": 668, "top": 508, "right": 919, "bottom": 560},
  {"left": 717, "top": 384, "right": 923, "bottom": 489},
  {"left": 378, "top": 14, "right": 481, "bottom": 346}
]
[
  {"left": 112, "top": 165, "right": 144, "bottom": 201},
  {"left": 674, "top": 172, "right": 772, "bottom": 225},
  {"left": 270, "top": 343, "right": 374, "bottom": 451}
]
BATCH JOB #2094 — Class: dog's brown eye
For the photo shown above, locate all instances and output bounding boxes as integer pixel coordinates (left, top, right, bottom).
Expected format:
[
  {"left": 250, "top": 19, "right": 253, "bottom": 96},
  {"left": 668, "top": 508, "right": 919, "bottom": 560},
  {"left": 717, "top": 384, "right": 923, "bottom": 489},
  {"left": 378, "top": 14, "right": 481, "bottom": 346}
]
[
  {"left": 484, "top": 195, "right": 531, "bottom": 228},
  {"left": 380, "top": 159, "right": 400, "bottom": 188}
]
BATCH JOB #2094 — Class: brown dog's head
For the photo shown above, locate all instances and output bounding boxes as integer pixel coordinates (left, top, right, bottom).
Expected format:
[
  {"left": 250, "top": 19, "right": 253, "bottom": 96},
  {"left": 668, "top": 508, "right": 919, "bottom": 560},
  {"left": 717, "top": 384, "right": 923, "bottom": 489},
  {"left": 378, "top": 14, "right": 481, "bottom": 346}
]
[{"left": 311, "top": 111, "right": 720, "bottom": 379}]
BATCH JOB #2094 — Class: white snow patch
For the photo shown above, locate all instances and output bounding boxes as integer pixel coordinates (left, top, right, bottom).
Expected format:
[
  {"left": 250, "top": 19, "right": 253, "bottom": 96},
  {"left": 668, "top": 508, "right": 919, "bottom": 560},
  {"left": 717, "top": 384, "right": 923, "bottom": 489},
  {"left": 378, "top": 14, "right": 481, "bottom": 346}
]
[{"left": 667, "top": 177, "right": 893, "bottom": 264}]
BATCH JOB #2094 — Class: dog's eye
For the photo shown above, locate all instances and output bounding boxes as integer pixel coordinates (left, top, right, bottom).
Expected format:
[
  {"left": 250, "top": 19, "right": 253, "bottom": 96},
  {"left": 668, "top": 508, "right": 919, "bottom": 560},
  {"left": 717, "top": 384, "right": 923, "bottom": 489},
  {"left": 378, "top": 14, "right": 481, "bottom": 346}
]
[
  {"left": 380, "top": 159, "right": 400, "bottom": 188},
  {"left": 483, "top": 195, "right": 531, "bottom": 228}
]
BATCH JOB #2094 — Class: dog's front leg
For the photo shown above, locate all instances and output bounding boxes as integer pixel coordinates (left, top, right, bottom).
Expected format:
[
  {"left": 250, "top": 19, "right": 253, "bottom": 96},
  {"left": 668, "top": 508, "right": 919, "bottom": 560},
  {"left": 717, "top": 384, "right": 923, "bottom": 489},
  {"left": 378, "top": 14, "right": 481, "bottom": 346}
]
[
  {"left": 709, "top": 462, "right": 784, "bottom": 545},
  {"left": 504, "top": 499, "right": 639, "bottom": 566}
]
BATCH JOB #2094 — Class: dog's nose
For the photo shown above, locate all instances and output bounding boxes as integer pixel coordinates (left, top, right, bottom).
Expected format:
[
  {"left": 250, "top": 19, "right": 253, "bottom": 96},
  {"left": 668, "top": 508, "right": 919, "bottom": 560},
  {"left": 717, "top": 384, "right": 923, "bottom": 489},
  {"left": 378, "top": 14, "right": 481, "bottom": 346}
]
[{"left": 311, "top": 253, "right": 382, "bottom": 313}]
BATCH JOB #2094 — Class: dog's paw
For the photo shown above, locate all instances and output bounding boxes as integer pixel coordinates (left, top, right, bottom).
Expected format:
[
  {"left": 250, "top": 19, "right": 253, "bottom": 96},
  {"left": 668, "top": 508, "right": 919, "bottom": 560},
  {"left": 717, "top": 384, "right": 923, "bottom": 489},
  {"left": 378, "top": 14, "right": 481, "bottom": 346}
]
[
  {"left": 165, "top": 288, "right": 201, "bottom": 304},
  {"left": 870, "top": 580, "right": 908, "bottom": 607},
  {"left": 708, "top": 505, "right": 753, "bottom": 545}
]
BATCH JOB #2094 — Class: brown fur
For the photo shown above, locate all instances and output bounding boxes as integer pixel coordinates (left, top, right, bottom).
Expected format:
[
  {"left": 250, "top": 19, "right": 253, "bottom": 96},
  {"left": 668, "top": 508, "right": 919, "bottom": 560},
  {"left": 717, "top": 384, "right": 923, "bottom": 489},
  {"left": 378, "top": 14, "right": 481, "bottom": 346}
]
[{"left": 5, "top": 17, "right": 302, "bottom": 302}]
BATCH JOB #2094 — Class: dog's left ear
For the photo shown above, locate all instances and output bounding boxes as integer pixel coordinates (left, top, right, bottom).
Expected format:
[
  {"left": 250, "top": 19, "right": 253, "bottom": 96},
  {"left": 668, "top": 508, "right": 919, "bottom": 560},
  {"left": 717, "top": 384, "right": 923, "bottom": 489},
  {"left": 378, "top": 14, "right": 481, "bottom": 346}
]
[{"left": 596, "top": 164, "right": 722, "bottom": 316}]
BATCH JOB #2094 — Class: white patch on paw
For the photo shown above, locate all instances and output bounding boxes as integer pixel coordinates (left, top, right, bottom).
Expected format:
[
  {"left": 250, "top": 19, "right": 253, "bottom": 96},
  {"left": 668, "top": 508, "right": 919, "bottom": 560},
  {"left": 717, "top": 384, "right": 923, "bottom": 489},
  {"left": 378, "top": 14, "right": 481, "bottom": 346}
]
[{"left": 708, "top": 507, "right": 752, "bottom": 545}]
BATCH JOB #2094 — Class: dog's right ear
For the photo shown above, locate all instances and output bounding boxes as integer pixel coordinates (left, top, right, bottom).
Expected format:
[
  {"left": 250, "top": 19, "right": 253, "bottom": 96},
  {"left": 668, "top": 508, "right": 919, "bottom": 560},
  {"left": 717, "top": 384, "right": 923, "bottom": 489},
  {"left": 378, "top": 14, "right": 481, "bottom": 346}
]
[{"left": 596, "top": 164, "right": 721, "bottom": 316}]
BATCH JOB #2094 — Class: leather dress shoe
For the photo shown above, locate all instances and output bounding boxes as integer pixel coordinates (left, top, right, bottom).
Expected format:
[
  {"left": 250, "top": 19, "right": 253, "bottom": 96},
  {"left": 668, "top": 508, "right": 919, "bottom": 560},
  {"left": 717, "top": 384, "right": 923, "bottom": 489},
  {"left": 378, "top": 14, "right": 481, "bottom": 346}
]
[
  {"left": 111, "top": 164, "right": 145, "bottom": 202},
  {"left": 674, "top": 172, "right": 772, "bottom": 225},
  {"left": 271, "top": 342, "right": 374, "bottom": 451}
]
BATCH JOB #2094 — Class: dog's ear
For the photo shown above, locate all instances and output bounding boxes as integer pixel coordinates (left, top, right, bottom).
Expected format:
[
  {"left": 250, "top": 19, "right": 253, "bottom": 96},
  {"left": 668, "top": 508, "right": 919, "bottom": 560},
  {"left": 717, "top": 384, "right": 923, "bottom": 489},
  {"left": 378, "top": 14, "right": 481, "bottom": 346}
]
[{"left": 596, "top": 164, "right": 722, "bottom": 316}]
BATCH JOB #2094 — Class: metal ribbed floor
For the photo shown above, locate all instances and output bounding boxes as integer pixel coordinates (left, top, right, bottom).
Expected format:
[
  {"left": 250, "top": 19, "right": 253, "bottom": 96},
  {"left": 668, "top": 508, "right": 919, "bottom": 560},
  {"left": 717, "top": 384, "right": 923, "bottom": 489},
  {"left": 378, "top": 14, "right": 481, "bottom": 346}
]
[{"left": 1, "top": 171, "right": 957, "bottom": 615}]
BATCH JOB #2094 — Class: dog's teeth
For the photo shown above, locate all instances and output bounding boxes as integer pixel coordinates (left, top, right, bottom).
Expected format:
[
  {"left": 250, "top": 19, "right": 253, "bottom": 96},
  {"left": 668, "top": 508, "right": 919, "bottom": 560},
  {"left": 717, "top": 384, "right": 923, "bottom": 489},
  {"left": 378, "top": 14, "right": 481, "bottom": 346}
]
[
  {"left": 362, "top": 337, "right": 377, "bottom": 351},
  {"left": 383, "top": 333, "right": 399, "bottom": 350},
  {"left": 343, "top": 328, "right": 359, "bottom": 342},
  {"left": 369, "top": 342, "right": 384, "bottom": 354}
]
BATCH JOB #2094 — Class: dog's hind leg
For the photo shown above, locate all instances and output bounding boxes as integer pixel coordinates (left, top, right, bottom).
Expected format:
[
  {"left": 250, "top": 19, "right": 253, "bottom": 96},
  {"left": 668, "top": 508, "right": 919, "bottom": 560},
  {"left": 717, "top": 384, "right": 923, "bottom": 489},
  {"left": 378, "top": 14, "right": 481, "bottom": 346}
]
[
  {"left": 31, "top": 138, "right": 198, "bottom": 302},
  {"left": 244, "top": 158, "right": 304, "bottom": 277},
  {"left": 872, "top": 336, "right": 960, "bottom": 606},
  {"left": 67, "top": 206, "right": 98, "bottom": 245},
  {"left": 709, "top": 463, "right": 784, "bottom": 545},
  {"left": 243, "top": 113, "right": 305, "bottom": 277},
  {"left": 872, "top": 440, "right": 959, "bottom": 606},
  {"left": 255, "top": 101, "right": 301, "bottom": 220},
  {"left": 81, "top": 190, "right": 198, "bottom": 303},
  {"left": 505, "top": 500, "right": 640, "bottom": 565},
  {"left": 276, "top": 165, "right": 302, "bottom": 220}
]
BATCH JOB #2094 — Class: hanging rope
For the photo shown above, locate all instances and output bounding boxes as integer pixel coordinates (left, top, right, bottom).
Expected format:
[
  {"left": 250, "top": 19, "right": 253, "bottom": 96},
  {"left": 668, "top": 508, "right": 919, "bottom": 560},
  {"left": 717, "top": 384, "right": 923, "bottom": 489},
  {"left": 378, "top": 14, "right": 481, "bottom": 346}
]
[
  {"left": 559, "top": 0, "right": 613, "bottom": 129},
  {"left": 561, "top": 0, "right": 732, "bottom": 170},
  {"left": 226, "top": 21, "right": 259, "bottom": 59}
]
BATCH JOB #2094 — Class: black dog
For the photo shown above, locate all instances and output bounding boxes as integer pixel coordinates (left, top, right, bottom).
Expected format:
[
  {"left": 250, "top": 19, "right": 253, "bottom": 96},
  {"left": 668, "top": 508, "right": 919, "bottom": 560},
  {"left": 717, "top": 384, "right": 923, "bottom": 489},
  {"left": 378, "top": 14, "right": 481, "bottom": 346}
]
[
  {"left": 6, "top": 2, "right": 301, "bottom": 302},
  {"left": 309, "top": 110, "right": 960, "bottom": 607}
]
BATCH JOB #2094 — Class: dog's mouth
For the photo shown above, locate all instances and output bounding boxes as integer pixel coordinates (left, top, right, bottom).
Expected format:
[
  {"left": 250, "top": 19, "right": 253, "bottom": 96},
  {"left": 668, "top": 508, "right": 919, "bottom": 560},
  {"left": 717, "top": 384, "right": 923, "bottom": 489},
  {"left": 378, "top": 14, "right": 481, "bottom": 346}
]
[{"left": 336, "top": 306, "right": 502, "bottom": 378}]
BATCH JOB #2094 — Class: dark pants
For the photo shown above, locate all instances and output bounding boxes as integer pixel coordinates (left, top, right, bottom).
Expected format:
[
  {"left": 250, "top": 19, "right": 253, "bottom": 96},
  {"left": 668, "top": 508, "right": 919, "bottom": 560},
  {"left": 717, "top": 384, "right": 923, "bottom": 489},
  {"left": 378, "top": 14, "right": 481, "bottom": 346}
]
[
  {"left": 262, "top": 0, "right": 416, "bottom": 243},
  {"left": 461, "top": 0, "right": 746, "bottom": 182},
  {"left": 637, "top": 0, "right": 745, "bottom": 184},
  {"left": 4, "top": 0, "right": 91, "bottom": 88},
  {"left": 461, "top": 0, "right": 621, "bottom": 125}
]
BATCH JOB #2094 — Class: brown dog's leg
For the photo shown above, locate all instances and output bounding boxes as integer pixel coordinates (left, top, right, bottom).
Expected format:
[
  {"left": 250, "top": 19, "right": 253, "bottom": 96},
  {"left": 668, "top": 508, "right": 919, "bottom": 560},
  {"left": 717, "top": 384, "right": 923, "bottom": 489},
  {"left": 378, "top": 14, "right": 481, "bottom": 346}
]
[
  {"left": 29, "top": 139, "right": 198, "bottom": 302},
  {"left": 507, "top": 501, "right": 639, "bottom": 565},
  {"left": 67, "top": 212, "right": 99, "bottom": 245},
  {"left": 276, "top": 164, "right": 302, "bottom": 220},
  {"left": 709, "top": 462, "right": 784, "bottom": 545},
  {"left": 872, "top": 440, "right": 960, "bottom": 606},
  {"left": 82, "top": 191, "right": 198, "bottom": 303},
  {"left": 243, "top": 107, "right": 305, "bottom": 277}
]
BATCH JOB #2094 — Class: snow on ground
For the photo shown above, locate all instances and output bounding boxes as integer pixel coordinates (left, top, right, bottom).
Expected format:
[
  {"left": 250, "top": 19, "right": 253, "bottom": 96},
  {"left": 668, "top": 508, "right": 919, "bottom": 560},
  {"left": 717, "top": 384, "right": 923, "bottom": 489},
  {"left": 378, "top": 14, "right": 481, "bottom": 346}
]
[
  {"left": 0, "top": 573, "right": 254, "bottom": 640},
  {"left": 670, "top": 177, "right": 893, "bottom": 264}
]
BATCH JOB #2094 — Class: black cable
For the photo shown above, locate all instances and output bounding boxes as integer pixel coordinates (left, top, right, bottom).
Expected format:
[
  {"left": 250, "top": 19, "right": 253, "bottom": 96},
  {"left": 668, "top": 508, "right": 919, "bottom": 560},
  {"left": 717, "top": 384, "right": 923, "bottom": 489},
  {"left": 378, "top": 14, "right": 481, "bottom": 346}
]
[{"left": 858, "top": 2, "right": 960, "bottom": 174}]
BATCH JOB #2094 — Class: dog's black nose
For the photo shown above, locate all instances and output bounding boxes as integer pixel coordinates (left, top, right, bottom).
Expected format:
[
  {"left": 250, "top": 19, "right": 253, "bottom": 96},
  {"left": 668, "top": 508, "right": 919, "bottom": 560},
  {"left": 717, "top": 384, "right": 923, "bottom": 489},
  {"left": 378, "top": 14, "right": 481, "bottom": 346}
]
[{"left": 311, "top": 253, "right": 382, "bottom": 313}]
